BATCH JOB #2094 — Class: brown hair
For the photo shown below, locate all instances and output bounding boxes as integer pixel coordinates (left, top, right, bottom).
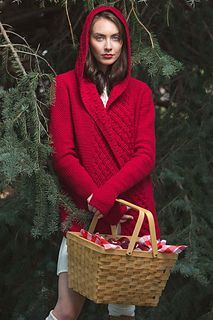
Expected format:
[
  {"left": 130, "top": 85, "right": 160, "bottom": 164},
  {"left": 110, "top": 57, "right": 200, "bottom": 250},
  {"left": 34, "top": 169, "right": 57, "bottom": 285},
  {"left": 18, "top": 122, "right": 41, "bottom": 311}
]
[{"left": 84, "top": 11, "right": 128, "bottom": 95}]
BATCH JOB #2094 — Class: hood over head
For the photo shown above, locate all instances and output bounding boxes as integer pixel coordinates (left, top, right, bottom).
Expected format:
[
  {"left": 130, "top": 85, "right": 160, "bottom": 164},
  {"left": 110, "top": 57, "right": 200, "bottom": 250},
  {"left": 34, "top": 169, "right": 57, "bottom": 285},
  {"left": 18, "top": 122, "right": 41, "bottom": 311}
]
[{"left": 75, "top": 5, "right": 131, "bottom": 83}]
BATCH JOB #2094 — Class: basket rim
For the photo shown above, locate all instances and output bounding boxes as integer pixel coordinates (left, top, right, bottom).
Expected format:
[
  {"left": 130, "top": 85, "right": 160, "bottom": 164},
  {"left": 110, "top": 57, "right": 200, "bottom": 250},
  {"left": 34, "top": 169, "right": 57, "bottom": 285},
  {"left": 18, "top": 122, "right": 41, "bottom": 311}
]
[{"left": 67, "top": 231, "right": 178, "bottom": 260}]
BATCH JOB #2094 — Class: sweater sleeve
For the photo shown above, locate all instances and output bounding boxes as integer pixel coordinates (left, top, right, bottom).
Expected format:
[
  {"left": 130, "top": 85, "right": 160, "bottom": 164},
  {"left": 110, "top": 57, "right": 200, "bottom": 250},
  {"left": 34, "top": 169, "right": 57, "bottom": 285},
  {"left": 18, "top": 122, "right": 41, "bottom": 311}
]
[
  {"left": 89, "top": 87, "right": 156, "bottom": 215},
  {"left": 49, "top": 75, "right": 97, "bottom": 199}
]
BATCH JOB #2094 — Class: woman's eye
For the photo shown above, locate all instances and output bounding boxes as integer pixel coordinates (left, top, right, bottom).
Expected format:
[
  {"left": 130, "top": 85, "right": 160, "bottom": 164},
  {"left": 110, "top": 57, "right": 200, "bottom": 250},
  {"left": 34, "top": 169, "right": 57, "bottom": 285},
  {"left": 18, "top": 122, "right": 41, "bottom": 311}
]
[
  {"left": 95, "top": 36, "right": 104, "bottom": 41},
  {"left": 112, "top": 35, "right": 121, "bottom": 41}
]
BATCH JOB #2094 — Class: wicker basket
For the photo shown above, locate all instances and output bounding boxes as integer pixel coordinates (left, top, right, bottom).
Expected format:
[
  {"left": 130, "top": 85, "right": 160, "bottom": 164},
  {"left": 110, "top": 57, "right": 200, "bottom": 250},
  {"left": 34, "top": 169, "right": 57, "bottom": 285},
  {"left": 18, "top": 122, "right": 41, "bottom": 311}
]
[{"left": 67, "top": 199, "right": 177, "bottom": 306}]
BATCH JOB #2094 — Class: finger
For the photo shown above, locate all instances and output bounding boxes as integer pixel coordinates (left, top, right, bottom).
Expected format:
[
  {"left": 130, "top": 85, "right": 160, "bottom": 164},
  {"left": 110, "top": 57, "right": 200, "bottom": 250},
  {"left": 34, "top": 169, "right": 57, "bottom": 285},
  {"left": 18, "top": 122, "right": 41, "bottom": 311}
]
[
  {"left": 94, "top": 211, "right": 103, "bottom": 219},
  {"left": 92, "top": 207, "right": 99, "bottom": 214},
  {"left": 88, "top": 205, "right": 103, "bottom": 219},
  {"left": 93, "top": 209, "right": 103, "bottom": 218},
  {"left": 94, "top": 209, "right": 101, "bottom": 216},
  {"left": 122, "top": 214, "right": 133, "bottom": 220},
  {"left": 88, "top": 205, "right": 99, "bottom": 214},
  {"left": 88, "top": 204, "right": 93, "bottom": 212},
  {"left": 120, "top": 215, "right": 134, "bottom": 223}
]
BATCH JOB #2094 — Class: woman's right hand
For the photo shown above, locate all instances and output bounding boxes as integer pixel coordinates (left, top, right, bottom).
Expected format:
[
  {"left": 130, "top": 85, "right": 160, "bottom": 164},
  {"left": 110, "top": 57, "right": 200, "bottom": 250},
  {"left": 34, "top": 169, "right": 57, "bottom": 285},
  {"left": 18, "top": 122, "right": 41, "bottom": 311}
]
[
  {"left": 87, "top": 194, "right": 103, "bottom": 219},
  {"left": 88, "top": 204, "right": 103, "bottom": 219}
]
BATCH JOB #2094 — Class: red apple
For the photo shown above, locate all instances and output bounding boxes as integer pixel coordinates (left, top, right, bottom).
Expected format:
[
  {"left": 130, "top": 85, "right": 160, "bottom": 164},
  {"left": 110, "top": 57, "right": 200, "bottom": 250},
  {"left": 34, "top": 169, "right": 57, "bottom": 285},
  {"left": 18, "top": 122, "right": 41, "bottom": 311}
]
[
  {"left": 134, "top": 241, "right": 140, "bottom": 250},
  {"left": 138, "top": 243, "right": 149, "bottom": 251},
  {"left": 118, "top": 237, "right": 130, "bottom": 249},
  {"left": 133, "top": 241, "right": 149, "bottom": 251},
  {"left": 108, "top": 237, "right": 121, "bottom": 246}
]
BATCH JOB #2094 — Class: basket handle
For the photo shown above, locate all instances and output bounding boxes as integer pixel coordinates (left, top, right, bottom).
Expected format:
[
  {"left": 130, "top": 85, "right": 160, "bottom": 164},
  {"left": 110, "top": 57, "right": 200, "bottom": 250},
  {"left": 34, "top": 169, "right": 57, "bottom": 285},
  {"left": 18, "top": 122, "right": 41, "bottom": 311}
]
[
  {"left": 88, "top": 198, "right": 158, "bottom": 258},
  {"left": 116, "top": 199, "right": 158, "bottom": 257}
]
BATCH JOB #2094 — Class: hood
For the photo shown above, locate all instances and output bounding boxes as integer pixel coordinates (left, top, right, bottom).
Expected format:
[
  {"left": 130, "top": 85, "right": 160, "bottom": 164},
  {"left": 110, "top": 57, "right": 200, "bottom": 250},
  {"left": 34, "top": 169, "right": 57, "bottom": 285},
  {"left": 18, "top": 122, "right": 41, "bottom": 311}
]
[{"left": 75, "top": 5, "right": 131, "bottom": 84}]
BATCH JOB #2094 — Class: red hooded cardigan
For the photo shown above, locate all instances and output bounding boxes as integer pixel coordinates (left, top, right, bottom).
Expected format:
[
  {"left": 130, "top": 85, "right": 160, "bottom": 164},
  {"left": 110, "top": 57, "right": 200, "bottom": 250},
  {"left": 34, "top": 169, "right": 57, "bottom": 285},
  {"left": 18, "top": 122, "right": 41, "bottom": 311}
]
[{"left": 49, "top": 6, "right": 160, "bottom": 239}]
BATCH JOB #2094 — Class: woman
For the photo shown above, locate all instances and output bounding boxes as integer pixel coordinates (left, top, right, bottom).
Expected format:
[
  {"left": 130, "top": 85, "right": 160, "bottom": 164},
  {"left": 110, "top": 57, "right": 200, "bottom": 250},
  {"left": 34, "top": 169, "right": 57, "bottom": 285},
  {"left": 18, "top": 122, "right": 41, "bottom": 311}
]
[{"left": 47, "top": 5, "right": 160, "bottom": 320}]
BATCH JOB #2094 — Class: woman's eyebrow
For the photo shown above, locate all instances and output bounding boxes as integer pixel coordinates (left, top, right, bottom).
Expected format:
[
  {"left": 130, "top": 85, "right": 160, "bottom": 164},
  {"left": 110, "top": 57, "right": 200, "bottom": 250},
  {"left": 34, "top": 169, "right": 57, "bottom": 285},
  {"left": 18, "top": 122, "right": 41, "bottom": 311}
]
[
  {"left": 93, "top": 32, "right": 120, "bottom": 36},
  {"left": 93, "top": 33, "right": 105, "bottom": 36}
]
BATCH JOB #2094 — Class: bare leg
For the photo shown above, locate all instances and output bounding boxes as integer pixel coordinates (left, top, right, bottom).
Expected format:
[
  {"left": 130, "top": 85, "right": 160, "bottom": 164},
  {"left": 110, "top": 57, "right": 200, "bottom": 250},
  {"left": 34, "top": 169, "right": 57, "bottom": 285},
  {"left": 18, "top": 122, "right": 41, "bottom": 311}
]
[{"left": 52, "top": 272, "right": 85, "bottom": 320}]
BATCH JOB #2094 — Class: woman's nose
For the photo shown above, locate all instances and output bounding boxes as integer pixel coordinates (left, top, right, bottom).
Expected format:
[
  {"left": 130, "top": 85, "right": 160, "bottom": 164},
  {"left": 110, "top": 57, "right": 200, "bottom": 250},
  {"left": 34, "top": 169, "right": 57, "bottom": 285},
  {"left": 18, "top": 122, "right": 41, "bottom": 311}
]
[{"left": 104, "top": 39, "right": 112, "bottom": 51}]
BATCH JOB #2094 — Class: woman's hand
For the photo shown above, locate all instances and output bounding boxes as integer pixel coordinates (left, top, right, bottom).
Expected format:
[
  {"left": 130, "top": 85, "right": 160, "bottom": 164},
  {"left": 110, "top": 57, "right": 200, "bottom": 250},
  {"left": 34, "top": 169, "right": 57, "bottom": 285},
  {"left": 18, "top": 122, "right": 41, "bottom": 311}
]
[
  {"left": 88, "top": 204, "right": 104, "bottom": 219},
  {"left": 119, "top": 214, "right": 133, "bottom": 224},
  {"left": 87, "top": 194, "right": 133, "bottom": 222},
  {"left": 87, "top": 193, "right": 103, "bottom": 219}
]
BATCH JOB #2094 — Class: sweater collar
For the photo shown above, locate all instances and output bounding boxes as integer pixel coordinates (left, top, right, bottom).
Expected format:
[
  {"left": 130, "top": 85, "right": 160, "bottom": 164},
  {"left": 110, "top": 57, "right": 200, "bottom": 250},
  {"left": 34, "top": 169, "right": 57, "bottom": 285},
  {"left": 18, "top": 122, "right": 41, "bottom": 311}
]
[{"left": 79, "top": 77, "right": 128, "bottom": 168}]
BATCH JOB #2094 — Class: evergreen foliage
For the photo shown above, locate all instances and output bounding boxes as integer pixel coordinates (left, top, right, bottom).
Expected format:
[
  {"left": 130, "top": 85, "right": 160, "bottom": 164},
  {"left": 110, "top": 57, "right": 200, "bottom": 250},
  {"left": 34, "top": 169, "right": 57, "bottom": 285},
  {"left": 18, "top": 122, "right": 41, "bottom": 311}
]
[{"left": 0, "top": 0, "right": 212, "bottom": 319}]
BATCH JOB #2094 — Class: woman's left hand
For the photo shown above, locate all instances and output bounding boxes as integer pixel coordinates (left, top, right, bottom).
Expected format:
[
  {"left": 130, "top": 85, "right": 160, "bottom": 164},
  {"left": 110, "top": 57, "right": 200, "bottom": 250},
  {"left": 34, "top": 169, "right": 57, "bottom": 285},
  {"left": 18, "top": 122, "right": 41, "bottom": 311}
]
[{"left": 119, "top": 214, "right": 133, "bottom": 224}]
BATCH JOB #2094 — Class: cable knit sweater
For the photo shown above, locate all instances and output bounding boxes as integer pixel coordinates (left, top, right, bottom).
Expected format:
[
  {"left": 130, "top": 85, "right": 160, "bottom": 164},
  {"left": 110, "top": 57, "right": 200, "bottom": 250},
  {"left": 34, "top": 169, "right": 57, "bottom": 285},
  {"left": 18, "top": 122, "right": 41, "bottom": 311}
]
[{"left": 49, "top": 6, "right": 160, "bottom": 238}]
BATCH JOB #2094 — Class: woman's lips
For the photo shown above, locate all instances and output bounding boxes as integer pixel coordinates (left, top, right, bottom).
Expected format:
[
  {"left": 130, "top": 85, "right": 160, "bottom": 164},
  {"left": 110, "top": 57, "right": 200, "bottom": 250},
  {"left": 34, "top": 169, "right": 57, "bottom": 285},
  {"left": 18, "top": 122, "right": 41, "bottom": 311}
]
[{"left": 102, "top": 54, "right": 114, "bottom": 59}]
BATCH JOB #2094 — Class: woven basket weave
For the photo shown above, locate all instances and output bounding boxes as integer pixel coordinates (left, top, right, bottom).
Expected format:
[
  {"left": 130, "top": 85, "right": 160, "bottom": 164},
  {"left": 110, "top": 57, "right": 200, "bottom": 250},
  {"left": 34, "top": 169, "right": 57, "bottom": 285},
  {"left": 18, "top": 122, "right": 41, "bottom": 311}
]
[{"left": 67, "top": 199, "right": 177, "bottom": 306}]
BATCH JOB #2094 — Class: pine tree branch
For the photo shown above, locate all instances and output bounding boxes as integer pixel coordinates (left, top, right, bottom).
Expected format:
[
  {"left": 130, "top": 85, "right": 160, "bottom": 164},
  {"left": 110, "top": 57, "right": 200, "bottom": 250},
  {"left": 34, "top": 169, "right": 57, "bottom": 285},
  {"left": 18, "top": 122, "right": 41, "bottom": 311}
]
[
  {"left": 0, "top": 22, "right": 26, "bottom": 76},
  {"left": 158, "top": 194, "right": 180, "bottom": 215},
  {"left": 65, "top": 0, "right": 76, "bottom": 47},
  {"left": 131, "top": 0, "right": 155, "bottom": 48},
  {"left": 202, "top": 19, "right": 213, "bottom": 41},
  {"left": 0, "top": 44, "right": 56, "bottom": 74},
  {"left": 176, "top": 181, "right": 193, "bottom": 248}
]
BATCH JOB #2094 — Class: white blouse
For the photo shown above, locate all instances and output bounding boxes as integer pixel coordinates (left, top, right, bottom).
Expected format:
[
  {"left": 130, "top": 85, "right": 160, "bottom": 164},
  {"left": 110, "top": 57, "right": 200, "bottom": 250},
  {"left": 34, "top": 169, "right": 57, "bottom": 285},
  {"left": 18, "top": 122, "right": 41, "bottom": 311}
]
[{"left": 100, "top": 86, "right": 108, "bottom": 107}]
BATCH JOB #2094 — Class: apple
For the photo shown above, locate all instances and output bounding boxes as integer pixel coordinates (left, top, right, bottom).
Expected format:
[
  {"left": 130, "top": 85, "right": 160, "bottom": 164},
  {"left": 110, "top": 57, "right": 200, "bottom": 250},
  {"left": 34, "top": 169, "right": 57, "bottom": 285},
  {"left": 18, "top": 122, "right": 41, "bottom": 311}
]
[
  {"left": 118, "top": 237, "right": 130, "bottom": 249},
  {"left": 108, "top": 237, "right": 121, "bottom": 246},
  {"left": 133, "top": 241, "right": 149, "bottom": 251},
  {"left": 134, "top": 241, "right": 140, "bottom": 250},
  {"left": 138, "top": 243, "right": 149, "bottom": 251}
]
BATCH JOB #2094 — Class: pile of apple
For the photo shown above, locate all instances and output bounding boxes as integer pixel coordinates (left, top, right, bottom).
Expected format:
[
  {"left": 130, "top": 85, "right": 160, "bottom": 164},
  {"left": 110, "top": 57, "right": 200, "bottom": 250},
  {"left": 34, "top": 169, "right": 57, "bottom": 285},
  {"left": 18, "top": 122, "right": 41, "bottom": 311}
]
[{"left": 107, "top": 236, "right": 149, "bottom": 251}]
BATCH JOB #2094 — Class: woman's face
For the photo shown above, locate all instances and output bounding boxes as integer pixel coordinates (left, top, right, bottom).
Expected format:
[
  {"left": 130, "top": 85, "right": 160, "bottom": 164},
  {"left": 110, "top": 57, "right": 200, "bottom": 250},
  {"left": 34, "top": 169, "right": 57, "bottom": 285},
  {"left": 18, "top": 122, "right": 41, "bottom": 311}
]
[{"left": 89, "top": 17, "right": 123, "bottom": 72}]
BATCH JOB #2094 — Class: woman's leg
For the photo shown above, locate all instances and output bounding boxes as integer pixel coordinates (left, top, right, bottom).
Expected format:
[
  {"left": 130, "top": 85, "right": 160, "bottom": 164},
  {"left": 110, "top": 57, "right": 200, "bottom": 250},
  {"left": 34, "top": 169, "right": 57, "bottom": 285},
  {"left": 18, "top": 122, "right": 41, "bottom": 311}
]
[
  {"left": 46, "top": 237, "right": 85, "bottom": 320},
  {"left": 51, "top": 272, "right": 85, "bottom": 320},
  {"left": 108, "top": 304, "right": 135, "bottom": 319}
]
